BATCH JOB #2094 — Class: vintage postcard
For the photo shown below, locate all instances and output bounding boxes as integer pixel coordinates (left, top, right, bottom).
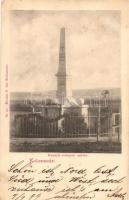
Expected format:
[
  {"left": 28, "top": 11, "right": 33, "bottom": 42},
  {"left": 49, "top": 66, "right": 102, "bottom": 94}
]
[{"left": 0, "top": 0, "right": 129, "bottom": 200}]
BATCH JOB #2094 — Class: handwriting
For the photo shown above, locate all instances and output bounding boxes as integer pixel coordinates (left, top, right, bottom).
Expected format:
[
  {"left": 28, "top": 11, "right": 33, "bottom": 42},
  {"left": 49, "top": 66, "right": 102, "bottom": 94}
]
[
  {"left": 60, "top": 167, "right": 87, "bottom": 175},
  {"left": 69, "top": 175, "right": 100, "bottom": 185},
  {"left": 9, "top": 174, "right": 34, "bottom": 184},
  {"left": 39, "top": 164, "right": 61, "bottom": 176},
  {"left": 8, "top": 160, "right": 36, "bottom": 173},
  {"left": 11, "top": 193, "right": 41, "bottom": 200},
  {"left": 45, "top": 191, "right": 95, "bottom": 200},
  {"left": 94, "top": 165, "right": 119, "bottom": 177},
  {"left": 107, "top": 187, "right": 127, "bottom": 200},
  {"left": 8, "top": 160, "right": 127, "bottom": 200}
]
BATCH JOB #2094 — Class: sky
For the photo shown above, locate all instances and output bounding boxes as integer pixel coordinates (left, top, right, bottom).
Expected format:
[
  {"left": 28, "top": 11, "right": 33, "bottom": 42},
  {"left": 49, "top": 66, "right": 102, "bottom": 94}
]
[{"left": 10, "top": 10, "right": 121, "bottom": 92}]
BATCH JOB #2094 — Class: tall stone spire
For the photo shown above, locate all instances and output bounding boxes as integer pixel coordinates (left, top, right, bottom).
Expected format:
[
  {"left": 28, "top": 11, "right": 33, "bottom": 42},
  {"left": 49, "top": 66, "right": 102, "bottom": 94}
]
[
  {"left": 56, "top": 28, "right": 72, "bottom": 104},
  {"left": 57, "top": 27, "right": 66, "bottom": 75}
]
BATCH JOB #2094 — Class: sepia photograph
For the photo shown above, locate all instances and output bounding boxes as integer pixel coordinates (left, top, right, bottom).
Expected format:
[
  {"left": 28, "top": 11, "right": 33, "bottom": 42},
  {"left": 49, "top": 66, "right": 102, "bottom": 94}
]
[{"left": 10, "top": 10, "right": 121, "bottom": 153}]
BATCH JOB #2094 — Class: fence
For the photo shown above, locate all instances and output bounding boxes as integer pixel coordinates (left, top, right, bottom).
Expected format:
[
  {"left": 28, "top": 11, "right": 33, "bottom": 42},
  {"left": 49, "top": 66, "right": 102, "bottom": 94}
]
[{"left": 11, "top": 110, "right": 121, "bottom": 142}]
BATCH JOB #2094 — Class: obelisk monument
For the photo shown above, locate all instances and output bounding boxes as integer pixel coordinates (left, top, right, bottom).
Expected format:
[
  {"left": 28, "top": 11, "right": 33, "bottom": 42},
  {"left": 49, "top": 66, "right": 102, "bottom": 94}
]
[{"left": 56, "top": 28, "right": 72, "bottom": 104}]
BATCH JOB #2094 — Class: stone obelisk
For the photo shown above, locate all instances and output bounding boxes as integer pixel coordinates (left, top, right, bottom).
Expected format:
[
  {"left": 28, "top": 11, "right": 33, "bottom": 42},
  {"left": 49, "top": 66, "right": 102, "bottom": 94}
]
[{"left": 56, "top": 28, "right": 72, "bottom": 104}]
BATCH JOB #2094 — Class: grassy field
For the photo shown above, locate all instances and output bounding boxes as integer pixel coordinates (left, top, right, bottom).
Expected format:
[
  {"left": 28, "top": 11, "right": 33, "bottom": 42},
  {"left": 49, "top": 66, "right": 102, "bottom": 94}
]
[{"left": 10, "top": 137, "right": 121, "bottom": 153}]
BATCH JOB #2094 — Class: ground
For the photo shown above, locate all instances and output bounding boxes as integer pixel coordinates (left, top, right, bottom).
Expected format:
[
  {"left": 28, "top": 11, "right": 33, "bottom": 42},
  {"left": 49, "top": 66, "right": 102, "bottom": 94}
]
[{"left": 10, "top": 137, "right": 121, "bottom": 153}]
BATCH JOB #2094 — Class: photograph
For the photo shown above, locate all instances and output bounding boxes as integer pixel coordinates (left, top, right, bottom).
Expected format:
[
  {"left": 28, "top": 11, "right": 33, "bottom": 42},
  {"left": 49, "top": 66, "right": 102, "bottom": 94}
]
[{"left": 10, "top": 10, "right": 121, "bottom": 153}]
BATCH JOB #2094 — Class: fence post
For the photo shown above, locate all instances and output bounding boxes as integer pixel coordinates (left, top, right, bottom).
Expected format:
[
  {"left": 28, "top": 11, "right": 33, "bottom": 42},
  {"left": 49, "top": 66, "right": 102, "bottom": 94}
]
[
  {"left": 97, "top": 95, "right": 101, "bottom": 142},
  {"left": 118, "top": 126, "right": 120, "bottom": 143},
  {"left": 108, "top": 114, "right": 113, "bottom": 143}
]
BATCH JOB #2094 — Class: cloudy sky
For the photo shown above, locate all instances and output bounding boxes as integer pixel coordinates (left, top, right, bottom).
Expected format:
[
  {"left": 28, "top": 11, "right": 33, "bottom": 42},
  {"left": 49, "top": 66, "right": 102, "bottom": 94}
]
[{"left": 10, "top": 10, "right": 121, "bottom": 92}]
